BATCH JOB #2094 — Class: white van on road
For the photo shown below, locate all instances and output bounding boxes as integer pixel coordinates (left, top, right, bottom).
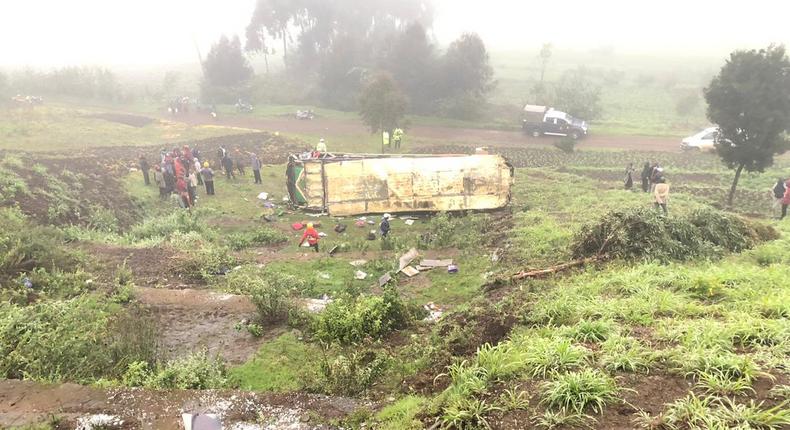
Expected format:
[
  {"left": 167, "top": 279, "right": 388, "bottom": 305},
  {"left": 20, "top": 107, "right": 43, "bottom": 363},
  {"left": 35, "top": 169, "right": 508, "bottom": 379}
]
[{"left": 681, "top": 127, "right": 718, "bottom": 151}]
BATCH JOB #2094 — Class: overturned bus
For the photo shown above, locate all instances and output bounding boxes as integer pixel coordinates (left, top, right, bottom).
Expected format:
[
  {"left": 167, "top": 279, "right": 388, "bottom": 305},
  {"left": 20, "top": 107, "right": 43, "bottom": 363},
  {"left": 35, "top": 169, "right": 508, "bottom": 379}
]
[{"left": 286, "top": 153, "right": 514, "bottom": 216}]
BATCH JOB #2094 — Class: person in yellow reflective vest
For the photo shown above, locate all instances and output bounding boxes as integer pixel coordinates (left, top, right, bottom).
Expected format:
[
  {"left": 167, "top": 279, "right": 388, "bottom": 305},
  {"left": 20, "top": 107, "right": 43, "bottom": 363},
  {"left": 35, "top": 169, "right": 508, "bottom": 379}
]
[{"left": 392, "top": 128, "right": 404, "bottom": 149}]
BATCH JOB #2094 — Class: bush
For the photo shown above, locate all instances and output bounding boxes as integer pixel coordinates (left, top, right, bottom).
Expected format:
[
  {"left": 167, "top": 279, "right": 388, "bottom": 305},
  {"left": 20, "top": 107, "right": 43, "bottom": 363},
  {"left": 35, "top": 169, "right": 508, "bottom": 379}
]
[
  {"left": 0, "top": 207, "right": 76, "bottom": 280},
  {"left": 249, "top": 279, "right": 295, "bottom": 324},
  {"left": 180, "top": 244, "right": 236, "bottom": 280},
  {"left": 422, "top": 212, "right": 490, "bottom": 249},
  {"left": 571, "top": 206, "right": 769, "bottom": 262},
  {"left": 125, "top": 209, "right": 215, "bottom": 244},
  {"left": 226, "top": 227, "right": 288, "bottom": 251},
  {"left": 553, "top": 137, "right": 578, "bottom": 154},
  {"left": 318, "top": 349, "right": 389, "bottom": 395},
  {"left": 0, "top": 298, "right": 156, "bottom": 383},
  {"left": 123, "top": 351, "right": 228, "bottom": 389},
  {"left": 312, "top": 286, "right": 414, "bottom": 345}
]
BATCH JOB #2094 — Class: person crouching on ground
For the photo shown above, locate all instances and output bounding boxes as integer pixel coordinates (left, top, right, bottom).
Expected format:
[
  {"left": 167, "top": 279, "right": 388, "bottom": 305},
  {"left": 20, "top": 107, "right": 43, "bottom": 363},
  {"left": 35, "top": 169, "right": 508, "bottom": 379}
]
[
  {"left": 201, "top": 162, "right": 215, "bottom": 195},
  {"left": 299, "top": 222, "right": 320, "bottom": 252},
  {"left": 380, "top": 213, "right": 391, "bottom": 238}
]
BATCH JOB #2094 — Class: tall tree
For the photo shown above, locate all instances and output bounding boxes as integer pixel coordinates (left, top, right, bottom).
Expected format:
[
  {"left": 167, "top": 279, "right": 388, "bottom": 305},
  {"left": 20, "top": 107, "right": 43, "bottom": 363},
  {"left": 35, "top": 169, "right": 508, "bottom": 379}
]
[
  {"left": 554, "top": 67, "right": 603, "bottom": 119},
  {"left": 704, "top": 45, "right": 790, "bottom": 206},
  {"left": 442, "top": 33, "right": 494, "bottom": 98},
  {"left": 358, "top": 73, "right": 407, "bottom": 150},
  {"left": 382, "top": 22, "right": 436, "bottom": 113},
  {"left": 203, "top": 35, "right": 254, "bottom": 88},
  {"left": 247, "top": 0, "right": 296, "bottom": 63}
]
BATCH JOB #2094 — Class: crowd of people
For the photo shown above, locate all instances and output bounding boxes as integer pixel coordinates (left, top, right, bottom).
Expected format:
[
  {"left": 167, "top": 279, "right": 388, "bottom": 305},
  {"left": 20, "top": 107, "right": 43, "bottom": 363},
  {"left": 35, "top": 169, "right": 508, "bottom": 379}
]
[
  {"left": 137, "top": 144, "right": 269, "bottom": 210},
  {"left": 622, "top": 162, "right": 670, "bottom": 214}
]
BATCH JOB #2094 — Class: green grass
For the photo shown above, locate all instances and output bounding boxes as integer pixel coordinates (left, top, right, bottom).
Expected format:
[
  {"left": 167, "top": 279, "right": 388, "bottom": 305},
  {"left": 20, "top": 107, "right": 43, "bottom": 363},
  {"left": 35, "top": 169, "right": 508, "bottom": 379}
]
[
  {"left": 0, "top": 105, "right": 249, "bottom": 151},
  {"left": 228, "top": 331, "right": 320, "bottom": 392},
  {"left": 375, "top": 396, "right": 428, "bottom": 430}
]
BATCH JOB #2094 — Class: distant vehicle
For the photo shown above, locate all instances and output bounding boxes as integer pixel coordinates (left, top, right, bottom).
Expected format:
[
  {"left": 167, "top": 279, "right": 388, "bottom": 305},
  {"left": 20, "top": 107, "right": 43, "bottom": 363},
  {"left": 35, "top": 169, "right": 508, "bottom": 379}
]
[
  {"left": 11, "top": 95, "right": 43, "bottom": 106},
  {"left": 681, "top": 127, "right": 718, "bottom": 152},
  {"left": 522, "top": 105, "right": 588, "bottom": 140},
  {"left": 235, "top": 100, "right": 254, "bottom": 113},
  {"left": 296, "top": 109, "right": 315, "bottom": 120}
]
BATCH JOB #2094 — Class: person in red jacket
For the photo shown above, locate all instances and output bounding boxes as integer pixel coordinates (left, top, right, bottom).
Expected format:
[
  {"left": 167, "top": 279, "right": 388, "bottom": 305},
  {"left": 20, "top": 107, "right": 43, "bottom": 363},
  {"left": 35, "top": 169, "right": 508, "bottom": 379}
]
[
  {"left": 781, "top": 179, "right": 790, "bottom": 220},
  {"left": 299, "top": 222, "right": 320, "bottom": 252}
]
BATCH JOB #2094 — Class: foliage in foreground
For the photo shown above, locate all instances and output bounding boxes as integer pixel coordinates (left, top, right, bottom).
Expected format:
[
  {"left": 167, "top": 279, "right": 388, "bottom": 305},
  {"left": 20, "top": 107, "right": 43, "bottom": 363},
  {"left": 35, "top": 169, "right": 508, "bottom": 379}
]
[
  {"left": 572, "top": 206, "right": 772, "bottom": 262},
  {"left": 123, "top": 351, "right": 228, "bottom": 390}
]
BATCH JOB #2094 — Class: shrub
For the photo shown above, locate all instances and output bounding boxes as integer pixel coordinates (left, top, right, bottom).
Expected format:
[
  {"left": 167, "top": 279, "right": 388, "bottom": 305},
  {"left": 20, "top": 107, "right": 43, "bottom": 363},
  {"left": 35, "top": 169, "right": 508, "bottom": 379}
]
[
  {"left": 226, "top": 227, "right": 288, "bottom": 251},
  {"left": 375, "top": 395, "right": 428, "bottom": 430},
  {"left": 249, "top": 279, "right": 295, "bottom": 324},
  {"left": 125, "top": 209, "right": 216, "bottom": 244},
  {"left": 518, "top": 336, "right": 589, "bottom": 378},
  {"left": 143, "top": 351, "right": 228, "bottom": 389},
  {"left": 180, "top": 244, "right": 236, "bottom": 280},
  {"left": 0, "top": 298, "right": 156, "bottom": 383},
  {"left": 571, "top": 206, "right": 768, "bottom": 262},
  {"left": 553, "top": 137, "right": 578, "bottom": 154},
  {"left": 0, "top": 207, "right": 76, "bottom": 279},
  {"left": 540, "top": 369, "right": 620, "bottom": 414},
  {"left": 318, "top": 349, "right": 388, "bottom": 395},
  {"left": 599, "top": 336, "right": 654, "bottom": 373},
  {"left": 312, "top": 286, "right": 413, "bottom": 345},
  {"left": 564, "top": 319, "right": 616, "bottom": 343}
]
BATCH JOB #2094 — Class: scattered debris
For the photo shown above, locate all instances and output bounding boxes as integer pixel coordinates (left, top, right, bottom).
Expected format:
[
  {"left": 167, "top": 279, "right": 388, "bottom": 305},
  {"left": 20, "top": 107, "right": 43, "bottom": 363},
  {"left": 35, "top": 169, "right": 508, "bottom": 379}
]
[
  {"left": 334, "top": 224, "right": 347, "bottom": 233},
  {"left": 328, "top": 245, "right": 339, "bottom": 255},
  {"left": 378, "top": 272, "right": 392, "bottom": 287},
  {"left": 404, "top": 219, "right": 415, "bottom": 226},
  {"left": 367, "top": 220, "right": 375, "bottom": 225},
  {"left": 349, "top": 260, "right": 367, "bottom": 267},
  {"left": 401, "top": 266, "right": 420, "bottom": 277},
  {"left": 303, "top": 296, "right": 332, "bottom": 313},
  {"left": 257, "top": 192, "right": 269, "bottom": 201},
  {"left": 355, "top": 270, "right": 368, "bottom": 280},
  {"left": 76, "top": 414, "right": 124, "bottom": 430},
  {"left": 318, "top": 232, "right": 327, "bottom": 237},
  {"left": 447, "top": 264, "right": 459, "bottom": 274},
  {"left": 292, "top": 222, "right": 304, "bottom": 231},
  {"left": 319, "top": 273, "right": 331, "bottom": 280},
  {"left": 415, "top": 265, "right": 433, "bottom": 272},
  {"left": 263, "top": 202, "right": 275, "bottom": 209},
  {"left": 421, "top": 259, "right": 453, "bottom": 268},
  {"left": 423, "top": 302, "right": 443, "bottom": 322},
  {"left": 398, "top": 248, "right": 419, "bottom": 271},
  {"left": 355, "top": 220, "right": 366, "bottom": 228}
]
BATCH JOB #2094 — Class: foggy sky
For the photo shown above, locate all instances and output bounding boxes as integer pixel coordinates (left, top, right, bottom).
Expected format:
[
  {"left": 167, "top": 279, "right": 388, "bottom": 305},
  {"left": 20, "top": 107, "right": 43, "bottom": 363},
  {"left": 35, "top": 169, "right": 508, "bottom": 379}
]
[{"left": 1, "top": 0, "right": 788, "bottom": 67}]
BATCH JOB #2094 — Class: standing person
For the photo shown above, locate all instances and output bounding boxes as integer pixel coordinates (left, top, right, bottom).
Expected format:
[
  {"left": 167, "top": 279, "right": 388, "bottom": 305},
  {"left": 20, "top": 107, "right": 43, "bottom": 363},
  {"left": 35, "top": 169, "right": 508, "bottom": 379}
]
[
  {"left": 175, "top": 176, "right": 191, "bottom": 209},
  {"left": 139, "top": 154, "right": 150, "bottom": 186},
  {"left": 316, "top": 138, "right": 327, "bottom": 153},
  {"left": 192, "top": 146, "right": 201, "bottom": 161},
  {"left": 392, "top": 128, "right": 404, "bottom": 150},
  {"left": 153, "top": 165, "right": 167, "bottom": 199},
  {"left": 250, "top": 152, "right": 262, "bottom": 184},
  {"left": 380, "top": 214, "right": 391, "bottom": 239},
  {"left": 640, "top": 162, "right": 651, "bottom": 193},
  {"left": 222, "top": 154, "right": 235, "bottom": 180},
  {"left": 654, "top": 178, "right": 670, "bottom": 215},
  {"left": 650, "top": 164, "right": 663, "bottom": 192},
  {"left": 235, "top": 149, "right": 246, "bottom": 176},
  {"left": 781, "top": 179, "right": 790, "bottom": 220},
  {"left": 624, "top": 163, "right": 635, "bottom": 190},
  {"left": 194, "top": 158, "right": 203, "bottom": 186},
  {"left": 201, "top": 162, "right": 215, "bottom": 195},
  {"left": 187, "top": 170, "right": 198, "bottom": 207},
  {"left": 217, "top": 146, "right": 227, "bottom": 165},
  {"left": 772, "top": 178, "right": 786, "bottom": 217},
  {"left": 299, "top": 222, "right": 320, "bottom": 253}
]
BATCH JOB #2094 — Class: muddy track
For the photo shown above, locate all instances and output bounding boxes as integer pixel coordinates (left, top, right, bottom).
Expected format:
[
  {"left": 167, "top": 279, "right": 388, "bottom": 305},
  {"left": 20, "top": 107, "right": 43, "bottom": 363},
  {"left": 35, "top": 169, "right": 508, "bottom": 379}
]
[
  {"left": 0, "top": 379, "right": 360, "bottom": 429},
  {"left": 168, "top": 112, "right": 683, "bottom": 153}
]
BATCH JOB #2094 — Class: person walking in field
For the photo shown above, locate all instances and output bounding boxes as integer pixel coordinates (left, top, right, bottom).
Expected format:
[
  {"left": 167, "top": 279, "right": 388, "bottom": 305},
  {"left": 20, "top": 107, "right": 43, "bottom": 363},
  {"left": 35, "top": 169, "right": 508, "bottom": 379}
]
[
  {"left": 380, "top": 213, "right": 391, "bottom": 238},
  {"left": 187, "top": 170, "right": 198, "bottom": 206},
  {"left": 772, "top": 178, "right": 786, "bottom": 217},
  {"left": 139, "top": 154, "right": 150, "bottom": 186},
  {"left": 299, "top": 222, "right": 320, "bottom": 253},
  {"left": 316, "top": 138, "right": 327, "bottom": 154},
  {"left": 250, "top": 152, "right": 262, "bottom": 184},
  {"left": 640, "top": 162, "right": 651, "bottom": 193},
  {"left": 781, "top": 179, "right": 790, "bottom": 220},
  {"left": 624, "top": 163, "right": 635, "bottom": 190},
  {"left": 235, "top": 149, "right": 246, "bottom": 176},
  {"left": 201, "top": 162, "right": 215, "bottom": 196},
  {"left": 654, "top": 178, "right": 670, "bottom": 215}
]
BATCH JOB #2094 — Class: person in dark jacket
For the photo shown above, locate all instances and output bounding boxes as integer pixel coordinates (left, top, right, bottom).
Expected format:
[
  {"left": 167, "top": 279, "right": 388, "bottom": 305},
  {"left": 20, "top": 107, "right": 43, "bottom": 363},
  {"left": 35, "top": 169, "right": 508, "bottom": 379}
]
[
  {"left": 624, "top": 163, "right": 634, "bottom": 190},
  {"left": 380, "top": 214, "right": 391, "bottom": 238},
  {"left": 250, "top": 153, "right": 262, "bottom": 184},
  {"left": 772, "top": 178, "right": 786, "bottom": 216},
  {"left": 139, "top": 154, "right": 150, "bottom": 186},
  {"left": 640, "top": 162, "right": 651, "bottom": 193},
  {"left": 201, "top": 162, "right": 215, "bottom": 195},
  {"left": 222, "top": 155, "right": 235, "bottom": 180}
]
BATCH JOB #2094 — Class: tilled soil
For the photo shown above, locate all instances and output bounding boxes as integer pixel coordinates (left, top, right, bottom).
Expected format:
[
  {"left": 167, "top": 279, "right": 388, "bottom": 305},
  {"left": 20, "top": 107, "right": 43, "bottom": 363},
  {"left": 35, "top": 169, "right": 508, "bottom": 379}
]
[
  {"left": 0, "top": 379, "right": 361, "bottom": 429},
  {"left": 87, "top": 113, "right": 156, "bottom": 128}
]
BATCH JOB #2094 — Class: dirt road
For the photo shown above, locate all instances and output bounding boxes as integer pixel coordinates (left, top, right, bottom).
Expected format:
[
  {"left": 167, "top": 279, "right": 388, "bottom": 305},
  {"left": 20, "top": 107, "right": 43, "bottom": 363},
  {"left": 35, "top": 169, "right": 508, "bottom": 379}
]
[
  {"left": 0, "top": 379, "right": 359, "bottom": 429},
  {"left": 175, "top": 113, "right": 684, "bottom": 153}
]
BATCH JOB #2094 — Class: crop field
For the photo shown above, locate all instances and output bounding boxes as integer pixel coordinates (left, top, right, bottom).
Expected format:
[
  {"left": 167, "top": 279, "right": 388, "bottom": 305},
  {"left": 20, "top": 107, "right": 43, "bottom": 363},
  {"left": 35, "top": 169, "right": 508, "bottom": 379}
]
[{"left": 0, "top": 107, "right": 788, "bottom": 430}]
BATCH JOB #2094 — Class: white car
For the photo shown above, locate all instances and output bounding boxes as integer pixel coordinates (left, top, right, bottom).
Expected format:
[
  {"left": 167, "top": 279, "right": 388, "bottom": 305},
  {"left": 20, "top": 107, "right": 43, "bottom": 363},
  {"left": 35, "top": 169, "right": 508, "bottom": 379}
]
[{"left": 681, "top": 127, "right": 718, "bottom": 151}]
